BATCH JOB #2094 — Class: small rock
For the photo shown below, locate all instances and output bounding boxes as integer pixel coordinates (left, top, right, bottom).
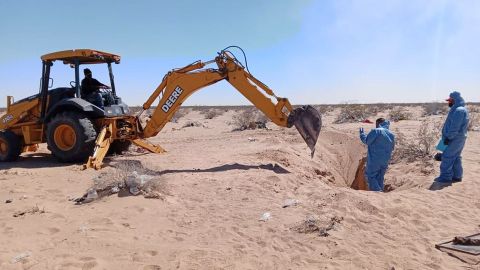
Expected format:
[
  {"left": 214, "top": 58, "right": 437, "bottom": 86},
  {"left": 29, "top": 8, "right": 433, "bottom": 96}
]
[
  {"left": 129, "top": 186, "right": 140, "bottom": 196},
  {"left": 111, "top": 186, "right": 120, "bottom": 194},
  {"left": 5, "top": 199, "right": 12, "bottom": 203},
  {"left": 248, "top": 137, "right": 256, "bottom": 142},
  {"left": 11, "top": 251, "right": 31, "bottom": 263},
  {"left": 259, "top": 212, "right": 271, "bottom": 222},
  {"left": 83, "top": 188, "right": 98, "bottom": 203},
  {"left": 282, "top": 199, "right": 299, "bottom": 208}
]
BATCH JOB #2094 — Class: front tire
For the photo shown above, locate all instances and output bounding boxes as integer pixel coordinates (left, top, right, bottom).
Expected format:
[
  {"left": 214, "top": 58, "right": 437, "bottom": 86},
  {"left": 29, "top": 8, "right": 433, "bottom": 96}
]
[
  {"left": 46, "top": 112, "right": 97, "bottom": 162},
  {"left": 0, "top": 130, "right": 22, "bottom": 162}
]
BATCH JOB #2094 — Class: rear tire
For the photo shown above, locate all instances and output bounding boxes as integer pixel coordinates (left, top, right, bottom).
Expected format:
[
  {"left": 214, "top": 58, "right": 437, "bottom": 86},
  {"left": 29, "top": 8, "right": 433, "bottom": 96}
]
[
  {"left": 46, "top": 112, "right": 97, "bottom": 162},
  {"left": 0, "top": 130, "right": 22, "bottom": 162}
]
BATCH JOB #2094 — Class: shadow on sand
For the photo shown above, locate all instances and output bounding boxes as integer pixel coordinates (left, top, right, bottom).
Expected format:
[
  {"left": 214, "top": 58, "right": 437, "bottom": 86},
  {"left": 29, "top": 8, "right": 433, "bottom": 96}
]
[
  {"left": 111, "top": 160, "right": 290, "bottom": 175},
  {"left": 0, "top": 153, "right": 74, "bottom": 170}
]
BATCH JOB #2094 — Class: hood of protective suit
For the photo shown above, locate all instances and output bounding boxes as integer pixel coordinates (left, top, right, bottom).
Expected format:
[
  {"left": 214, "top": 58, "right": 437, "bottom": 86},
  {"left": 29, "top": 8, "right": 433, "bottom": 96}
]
[
  {"left": 378, "top": 120, "right": 390, "bottom": 129},
  {"left": 449, "top": 91, "right": 465, "bottom": 109}
]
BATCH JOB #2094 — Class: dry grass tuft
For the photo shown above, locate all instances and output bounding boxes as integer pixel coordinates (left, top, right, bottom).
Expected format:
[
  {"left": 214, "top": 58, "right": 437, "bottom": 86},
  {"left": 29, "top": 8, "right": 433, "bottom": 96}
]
[
  {"left": 388, "top": 106, "right": 413, "bottom": 122},
  {"left": 391, "top": 120, "right": 441, "bottom": 164},
  {"left": 293, "top": 215, "right": 343, "bottom": 237},
  {"left": 422, "top": 103, "right": 448, "bottom": 116},
  {"left": 231, "top": 109, "right": 268, "bottom": 131},
  {"left": 315, "top": 105, "right": 334, "bottom": 115},
  {"left": 334, "top": 104, "right": 370, "bottom": 124},
  {"left": 170, "top": 108, "right": 189, "bottom": 123},
  {"left": 75, "top": 160, "right": 167, "bottom": 204},
  {"left": 202, "top": 109, "right": 224, "bottom": 119},
  {"left": 468, "top": 113, "right": 479, "bottom": 131},
  {"left": 182, "top": 121, "right": 204, "bottom": 128}
]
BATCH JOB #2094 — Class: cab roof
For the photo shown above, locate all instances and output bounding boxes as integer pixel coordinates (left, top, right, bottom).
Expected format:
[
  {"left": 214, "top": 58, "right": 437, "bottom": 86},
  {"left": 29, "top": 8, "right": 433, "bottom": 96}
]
[{"left": 40, "top": 49, "right": 121, "bottom": 64}]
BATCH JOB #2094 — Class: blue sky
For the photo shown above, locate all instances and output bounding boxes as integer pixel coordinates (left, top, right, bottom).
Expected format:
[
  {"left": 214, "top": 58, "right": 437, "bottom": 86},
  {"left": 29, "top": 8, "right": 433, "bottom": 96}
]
[{"left": 0, "top": 0, "right": 478, "bottom": 107}]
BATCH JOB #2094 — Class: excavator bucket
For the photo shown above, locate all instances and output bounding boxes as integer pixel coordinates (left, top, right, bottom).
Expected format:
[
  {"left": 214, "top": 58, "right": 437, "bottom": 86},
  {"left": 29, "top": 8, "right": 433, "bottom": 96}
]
[{"left": 287, "top": 105, "right": 322, "bottom": 157}]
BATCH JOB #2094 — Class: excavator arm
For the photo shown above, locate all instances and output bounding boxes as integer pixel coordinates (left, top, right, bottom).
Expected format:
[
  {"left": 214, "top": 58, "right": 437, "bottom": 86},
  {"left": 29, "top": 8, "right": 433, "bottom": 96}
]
[{"left": 84, "top": 48, "right": 321, "bottom": 169}]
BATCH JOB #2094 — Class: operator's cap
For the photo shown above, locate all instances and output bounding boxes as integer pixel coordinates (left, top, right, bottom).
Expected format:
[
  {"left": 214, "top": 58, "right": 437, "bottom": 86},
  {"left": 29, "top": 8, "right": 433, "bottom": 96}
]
[{"left": 445, "top": 97, "right": 454, "bottom": 102}]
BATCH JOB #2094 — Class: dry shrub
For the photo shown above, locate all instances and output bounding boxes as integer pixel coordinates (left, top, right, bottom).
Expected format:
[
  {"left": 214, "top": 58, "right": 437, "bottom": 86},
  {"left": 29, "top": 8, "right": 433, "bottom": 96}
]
[
  {"left": 469, "top": 105, "right": 480, "bottom": 113},
  {"left": 334, "top": 104, "right": 370, "bottom": 124},
  {"left": 391, "top": 120, "right": 441, "bottom": 164},
  {"left": 364, "top": 104, "right": 393, "bottom": 115},
  {"left": 315, "top": 105, "right": 334, "bottom": 115},
  {"left": 129, "top": 106, "right": 143, "bottom": 115},
  {"left": 388, "top": 106, "right": 412, "bottom": 122},
  {"left": 203, "top": 109, "right": 224, "bottom": 119},
  {"left": 182, "top": 121, "right": 203, "bottom": 128},
  {"left": 170, "top": 108, "right": 188, "bottom": 123},
  {"left": 232, "top": 109, "right": 268, "bottom": 131},
  {"left": 468, "top": 113, "right": 479, "bottom": 131},
  {"left": 75, "top": 160, "right": 167, "bottom": 204},
  {"left": 423, "top": 103, "right": 448, "bottom": 116},
  {"left": 293, "top": 215, "right": 343, "bottom": 237}
]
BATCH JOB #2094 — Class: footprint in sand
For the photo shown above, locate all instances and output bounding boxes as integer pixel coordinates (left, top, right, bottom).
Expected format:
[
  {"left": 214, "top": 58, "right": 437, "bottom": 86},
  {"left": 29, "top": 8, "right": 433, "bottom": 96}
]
[
  {"left": 47, "top": 227, "right": 60, "bottom": 234},
  {"left": 144, "top": 265, "right": 162, "bottom": 270},
  {"left": 145, "top": 250, "right": 158, "bottom": 256}
]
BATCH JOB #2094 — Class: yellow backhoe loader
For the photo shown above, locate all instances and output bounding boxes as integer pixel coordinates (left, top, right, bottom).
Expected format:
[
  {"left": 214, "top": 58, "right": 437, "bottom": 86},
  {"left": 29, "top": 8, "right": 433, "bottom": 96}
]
[{"left": 0, "top": 46, "right": 321, "bottom": 169}]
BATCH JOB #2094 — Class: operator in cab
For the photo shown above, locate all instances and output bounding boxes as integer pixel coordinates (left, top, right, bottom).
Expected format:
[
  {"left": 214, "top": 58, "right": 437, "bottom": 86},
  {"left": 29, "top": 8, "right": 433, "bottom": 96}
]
[{"left": 81, "top": 68, "right": 110, "bottom": 109}]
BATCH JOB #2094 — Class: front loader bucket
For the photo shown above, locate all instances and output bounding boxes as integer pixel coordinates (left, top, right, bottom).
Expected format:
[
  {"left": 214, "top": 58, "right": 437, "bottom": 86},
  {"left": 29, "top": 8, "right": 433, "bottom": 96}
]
[{"left": 287, "top": 105, "right": 322, "bottom": 157}]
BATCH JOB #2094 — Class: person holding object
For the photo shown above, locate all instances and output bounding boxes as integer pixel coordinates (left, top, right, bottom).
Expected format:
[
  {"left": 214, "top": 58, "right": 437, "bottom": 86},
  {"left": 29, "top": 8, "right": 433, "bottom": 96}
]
[
  {"left": 359, "top": 118, "right": 395, "bottom": 191},
  {"left": 435, "top": 91, "right": 469, "bottom": 183}
]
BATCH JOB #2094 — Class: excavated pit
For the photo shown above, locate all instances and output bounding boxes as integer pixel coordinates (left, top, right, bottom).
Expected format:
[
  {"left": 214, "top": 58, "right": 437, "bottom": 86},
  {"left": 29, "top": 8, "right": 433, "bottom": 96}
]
[
  {"left": 350, "top": 157, "right": 368, "bottom": 190},
  {"left": 310, "top": 131, "right": 367, "bottom": 190},
  {"left": 316, "top": 132, "right": 399, "bottom": 192}
]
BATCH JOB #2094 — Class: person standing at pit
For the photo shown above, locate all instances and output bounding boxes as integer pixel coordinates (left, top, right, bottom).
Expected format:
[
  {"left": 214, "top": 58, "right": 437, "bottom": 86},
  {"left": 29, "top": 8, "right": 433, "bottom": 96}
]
[
  {"left": 359, "top": 118, "right": 395, "bottom": 191},
  {"left": 435, "top": 91, "right": 469, "bottom": 183}
]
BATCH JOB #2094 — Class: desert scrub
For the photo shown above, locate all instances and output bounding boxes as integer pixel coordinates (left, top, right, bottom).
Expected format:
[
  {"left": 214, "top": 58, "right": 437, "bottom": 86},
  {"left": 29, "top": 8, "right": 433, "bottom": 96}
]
[
  {"left": 468, "top": 104, "right": 480, "bottom": 113},
  {"left": 170, "top": 108, "right": 189, "bottom": 123},
  {"left": 391, "top": 120, "right": 441, "bottom": 164},
  {"left": 422, "top": 103, "right": 448, "bottom": 116},
  {"left": 468, "top": 113, "right": 479, "bottom": 131},
  {"left": 232, "top": 109, "right": 268, "bottom": 131},
  {"left": 203, "top": 108, "right": 224, "bottom": 119},
  {"left": 365, "top": 103, "right": 394, "bottom": 115},
  {"left": 388, "top": 106, "right": 412, "bottom": 122},
  {"left": 334, "top": 104, "right": 370, "bottom": 124},
  {"left": 315, "top": 105, "right": 334, "bottom": 115}
]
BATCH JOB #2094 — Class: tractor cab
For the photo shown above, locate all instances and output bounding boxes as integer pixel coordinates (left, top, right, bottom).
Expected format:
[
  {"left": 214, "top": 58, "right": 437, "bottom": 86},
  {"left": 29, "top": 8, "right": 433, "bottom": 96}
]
[{"left": 39, "top": 49, "right": 130, "bottom": 120}]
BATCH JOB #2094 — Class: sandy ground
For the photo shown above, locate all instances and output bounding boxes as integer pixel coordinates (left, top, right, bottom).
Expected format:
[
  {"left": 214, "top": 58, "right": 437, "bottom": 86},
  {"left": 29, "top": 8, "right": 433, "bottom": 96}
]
[{"left": 1, "top": 107, "right": 480, "bottom": 269}]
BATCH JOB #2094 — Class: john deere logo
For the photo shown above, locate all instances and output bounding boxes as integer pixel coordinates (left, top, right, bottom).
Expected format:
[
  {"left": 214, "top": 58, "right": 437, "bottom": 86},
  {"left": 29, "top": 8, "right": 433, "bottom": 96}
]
[{"left": 162, "top": 86, "right": 183, "bottom": 113}]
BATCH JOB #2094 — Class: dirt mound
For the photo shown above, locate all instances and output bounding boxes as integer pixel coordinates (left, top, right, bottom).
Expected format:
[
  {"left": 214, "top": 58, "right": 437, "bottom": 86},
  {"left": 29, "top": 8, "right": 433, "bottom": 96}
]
[{"left": 254, "top": 130, "right": 366, "bottom": 188}]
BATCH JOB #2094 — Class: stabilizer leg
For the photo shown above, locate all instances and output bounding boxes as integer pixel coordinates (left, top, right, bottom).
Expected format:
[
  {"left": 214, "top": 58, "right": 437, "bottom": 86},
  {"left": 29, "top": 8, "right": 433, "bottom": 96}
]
[
  {"left": 132, "top": 139, "right": 166, "bottom": 154},
  {"left": 83, "top": 124, "right": 114, "bottom": 170}
]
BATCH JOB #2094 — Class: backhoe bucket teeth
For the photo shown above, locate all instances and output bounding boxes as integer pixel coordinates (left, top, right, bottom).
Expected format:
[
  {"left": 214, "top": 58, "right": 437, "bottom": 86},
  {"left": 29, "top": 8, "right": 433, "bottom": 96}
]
[{"left": 287, "top": 105, "right": 322, "bottom": 157}]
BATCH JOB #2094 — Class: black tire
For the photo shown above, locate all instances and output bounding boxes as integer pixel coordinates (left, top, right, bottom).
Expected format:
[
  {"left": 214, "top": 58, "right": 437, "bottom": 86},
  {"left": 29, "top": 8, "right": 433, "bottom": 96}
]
[
  {"left": 107, "top": 140, "right": 132, "bottom": 155},
  {"left": 46, "top": 112, "right": 97, "bottom": 162},
  {"left": 0, "top": 130, "right": 22, "bottom": 162}
]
